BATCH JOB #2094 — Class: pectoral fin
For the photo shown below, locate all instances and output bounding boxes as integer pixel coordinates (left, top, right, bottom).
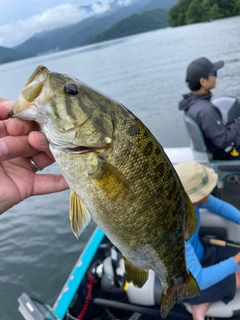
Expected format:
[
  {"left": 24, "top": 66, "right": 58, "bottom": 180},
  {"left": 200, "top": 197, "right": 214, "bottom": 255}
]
[
  {"left": 184, "top": 193, "right": 198, "bottom": 241},
  {"left": 90, "top": 160, "right": 135, "bottom": 203},
  {"left": 123, "top": 256, "right": 148, "bottom": 288},
  {"left": 69, "top": 190, "right": 91, "bottom": 238}
]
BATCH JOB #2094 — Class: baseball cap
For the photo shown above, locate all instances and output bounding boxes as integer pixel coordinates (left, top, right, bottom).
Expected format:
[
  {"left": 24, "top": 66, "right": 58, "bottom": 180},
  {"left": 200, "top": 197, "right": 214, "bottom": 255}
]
[{"left": 186, "top": 57, "right": 224, "bottom": 85}]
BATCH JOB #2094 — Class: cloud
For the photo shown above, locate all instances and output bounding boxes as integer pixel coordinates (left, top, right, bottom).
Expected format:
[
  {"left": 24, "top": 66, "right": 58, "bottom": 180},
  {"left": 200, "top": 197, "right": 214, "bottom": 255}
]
[
  {"left": 0, "top": 4, "right": 91, "bottom": 47},
  {"left": 117, "top": 0, "right": 133, "bottom": 6},
  {"left": 0, "top": 0, "right": 135, "bottom": 47},
  {"left": 91, "top": 0, "right": 113, "bottom": 14}
]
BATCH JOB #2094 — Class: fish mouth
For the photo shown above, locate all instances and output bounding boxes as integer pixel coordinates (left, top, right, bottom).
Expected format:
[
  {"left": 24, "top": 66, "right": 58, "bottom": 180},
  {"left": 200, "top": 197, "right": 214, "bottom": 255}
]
[
  {"left": 9, "top": 66, "right": 50, "bottom": 119},
  {"left": 25, "top": 65, "right": 49, "bottom": 87},
  {"left": 66, "top": 145, "right": 107, "bottom": 154},
  {"left": 10, "top": 103, "right": 47, "bottom": 124}
]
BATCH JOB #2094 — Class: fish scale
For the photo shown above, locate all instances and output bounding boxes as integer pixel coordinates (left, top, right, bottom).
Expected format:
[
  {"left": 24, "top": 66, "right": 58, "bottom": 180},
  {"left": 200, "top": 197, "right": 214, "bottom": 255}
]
[{"left": 10, "top": 65, "right": 200, "bottom": 318}]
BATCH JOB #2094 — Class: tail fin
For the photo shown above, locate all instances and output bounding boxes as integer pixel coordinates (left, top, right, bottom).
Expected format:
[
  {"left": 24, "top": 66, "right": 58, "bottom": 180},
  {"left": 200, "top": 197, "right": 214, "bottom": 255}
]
[{"left": 160, "top": 272, "right": 199, "bottom": 318}]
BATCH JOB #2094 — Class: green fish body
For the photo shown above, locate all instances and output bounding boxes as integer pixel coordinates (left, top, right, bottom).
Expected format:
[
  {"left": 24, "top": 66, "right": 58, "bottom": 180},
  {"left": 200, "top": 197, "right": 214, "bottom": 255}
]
[{"left": 11, "top": 66, "right": 199, "bottom": 317}]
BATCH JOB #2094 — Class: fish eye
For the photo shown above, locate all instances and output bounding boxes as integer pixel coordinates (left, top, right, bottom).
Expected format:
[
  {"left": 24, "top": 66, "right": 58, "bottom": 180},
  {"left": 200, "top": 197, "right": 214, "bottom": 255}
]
[{"left": 65, "top": 83, "right": 79, "bottom": 95}]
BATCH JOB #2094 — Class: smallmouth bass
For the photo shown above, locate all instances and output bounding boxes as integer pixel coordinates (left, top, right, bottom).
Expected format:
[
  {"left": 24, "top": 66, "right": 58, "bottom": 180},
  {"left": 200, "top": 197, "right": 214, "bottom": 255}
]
[{"left": 10, "top": 65, "right": 199, "bottom": 317}]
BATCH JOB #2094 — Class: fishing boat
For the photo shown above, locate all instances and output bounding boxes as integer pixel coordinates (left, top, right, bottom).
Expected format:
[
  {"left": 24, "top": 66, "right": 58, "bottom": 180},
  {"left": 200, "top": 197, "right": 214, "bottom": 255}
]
[{"left": 17, "top": 97, "right": 240, "bottom": 320}]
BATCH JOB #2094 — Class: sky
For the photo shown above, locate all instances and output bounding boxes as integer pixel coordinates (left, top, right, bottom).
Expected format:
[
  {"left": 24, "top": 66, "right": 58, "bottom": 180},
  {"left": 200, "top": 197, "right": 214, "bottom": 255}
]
[{"left": 0, "top": 0, "right": 133, "bottom": 48}]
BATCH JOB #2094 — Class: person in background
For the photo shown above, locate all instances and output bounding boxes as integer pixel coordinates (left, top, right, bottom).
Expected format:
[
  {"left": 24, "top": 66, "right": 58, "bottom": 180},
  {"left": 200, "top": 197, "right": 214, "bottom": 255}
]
[
  {"left": 174, "top": 161, "right": 240, "bottom": 320},
  {"left": 178, "top": 57, "right": 240, "bottom": 160},
  {"left": 0, "top": 98, "right": 68, "bottom": 215}
]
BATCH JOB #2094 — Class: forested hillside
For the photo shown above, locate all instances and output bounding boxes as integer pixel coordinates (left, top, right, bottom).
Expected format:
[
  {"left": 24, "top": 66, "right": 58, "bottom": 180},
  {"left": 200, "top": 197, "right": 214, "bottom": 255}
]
[
  {"left": 0, "top": 46, "right": 32, "bottom": 64},
  {"left": 88, "top": 9, "right": 168, "bottom": 44},
  {"left": 169, "top": 0, "right": 240, "bottom": 27}
]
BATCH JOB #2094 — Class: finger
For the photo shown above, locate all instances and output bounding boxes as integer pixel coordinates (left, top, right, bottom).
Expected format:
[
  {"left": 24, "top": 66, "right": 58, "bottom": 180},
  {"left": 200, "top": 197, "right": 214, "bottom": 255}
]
[
  {"left": 32, "top": 174, "right": 69, "bottom": 195},
  {"left": 29, "top": 152, "right": 55, "bottom": 170},
  {"left": 28, "top": 132, "right": 55, "bottom": 168},
  {"left": 0, "top": 100, "right": 15, "bottom": 119},
  {"left": 6, "top": 118, "right": 39, "bottom": 136},
  {"left": 0, "top": 136, "right": 39, "bottom": 160},
  {"left": 28, "top": 131, "right": 50, "bottom": 152},
  {"left": 0, "top": 121, "right": 8, "bottom": 138}
]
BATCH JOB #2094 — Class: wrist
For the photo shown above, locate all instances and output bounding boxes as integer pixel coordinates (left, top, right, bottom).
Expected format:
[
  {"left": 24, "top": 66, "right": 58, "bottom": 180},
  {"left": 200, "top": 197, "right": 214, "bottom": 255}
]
[{"left": 233, "top": 252, "right": 240, "bottom": 266}]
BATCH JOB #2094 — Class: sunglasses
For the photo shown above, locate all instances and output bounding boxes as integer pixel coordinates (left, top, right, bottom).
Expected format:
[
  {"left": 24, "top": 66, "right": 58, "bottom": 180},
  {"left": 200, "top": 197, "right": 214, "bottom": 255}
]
[{"left": 207, "top": 71, "right": 217, "bottom": 77}]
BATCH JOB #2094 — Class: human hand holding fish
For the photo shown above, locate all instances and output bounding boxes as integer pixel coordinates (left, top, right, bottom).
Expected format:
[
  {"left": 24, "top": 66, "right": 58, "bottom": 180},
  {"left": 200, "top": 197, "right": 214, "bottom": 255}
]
[
  {"left": 0, "top": 97, "right": 68, "bottom": 215},
  {"left": 9, "top": 66, "right": 200, "bottom": 317}
]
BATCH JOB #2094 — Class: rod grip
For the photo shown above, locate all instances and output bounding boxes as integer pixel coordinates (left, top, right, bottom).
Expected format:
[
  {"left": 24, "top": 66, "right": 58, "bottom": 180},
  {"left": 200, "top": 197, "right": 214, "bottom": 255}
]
[{"left": 209, "top": 239, "right": 226, "bottom": 247}]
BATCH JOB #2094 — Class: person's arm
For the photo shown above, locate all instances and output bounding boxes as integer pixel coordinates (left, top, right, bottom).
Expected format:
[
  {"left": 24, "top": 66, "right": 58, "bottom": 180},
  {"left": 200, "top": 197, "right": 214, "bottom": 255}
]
[
  {"left": 0, "top": 98, "right": 69, "bottom": 215},
  {"left": 185, "top": 241, "right": 240, "bottom": 290},
  {"left": 200, "top": 194, "right": 240, "bottom": 224},
  {"left": 198, "top": 107, "right": 240, "bottom": 150}
]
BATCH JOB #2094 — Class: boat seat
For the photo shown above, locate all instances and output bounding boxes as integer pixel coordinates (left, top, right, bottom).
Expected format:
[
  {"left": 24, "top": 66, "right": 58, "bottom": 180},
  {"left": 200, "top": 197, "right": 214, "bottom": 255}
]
[
  {"left": 184, "top": 289, "right": 240, "bottom": 318},
  {"left": 199, "top": 208, "right": 240, "bottom": 242},
  {"left": 183, "top": 208, "right": 240, "bottom": 317},
  {"left": 115, "top": 209, "right": 240, "bottom": 318},
  {"left": 125, "top": 269, "right": 240, "bottom": 318},
  {"left": 183, "top": 114, "right": 240, "bottom": 195}
]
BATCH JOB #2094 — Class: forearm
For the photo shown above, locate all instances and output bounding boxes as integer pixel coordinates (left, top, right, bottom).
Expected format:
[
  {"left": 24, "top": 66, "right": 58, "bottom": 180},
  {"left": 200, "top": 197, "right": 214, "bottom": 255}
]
[
  {"left": 185, "top": 241, "right": 240, "bottom": 290},
  {"left": 200, "top": 195, "right": 240, "bottom": 224},
  {"left": 194, "top": 257, "right": 239, "bottom": 290}
]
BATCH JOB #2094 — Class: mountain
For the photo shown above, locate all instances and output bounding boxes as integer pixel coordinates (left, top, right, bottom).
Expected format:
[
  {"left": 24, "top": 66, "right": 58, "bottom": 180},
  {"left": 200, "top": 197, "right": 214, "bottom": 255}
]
[
  {"left": 88, "top": 8, "right": 169, "bottom": 45},
  {"left": 1, "top": 0, "right": 179, "bottom": 64},
  {"left": 14, "top": 0, "right": 154, "bottom": 55},
  {"left": 14, "top": 15, "right": 98, "bottom": 56},
  {"left": 59, "top": 0, "right": 154, "bottom": 50},
  {"left": 0, "top": 46, "right": 32, "bottom": 64}
]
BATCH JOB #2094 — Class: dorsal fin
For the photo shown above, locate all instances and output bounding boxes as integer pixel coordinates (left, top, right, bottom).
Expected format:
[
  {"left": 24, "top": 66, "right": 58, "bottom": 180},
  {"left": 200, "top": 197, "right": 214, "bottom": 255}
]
[{"left": 184, "top": 193, "right": 198, "bottom": 241}]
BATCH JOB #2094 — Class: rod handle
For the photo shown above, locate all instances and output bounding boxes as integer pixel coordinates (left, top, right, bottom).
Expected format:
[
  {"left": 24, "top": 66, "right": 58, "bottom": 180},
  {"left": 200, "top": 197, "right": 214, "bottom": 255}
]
[{"left": 209, "top": 239, "right": 226, "bottom": 247}]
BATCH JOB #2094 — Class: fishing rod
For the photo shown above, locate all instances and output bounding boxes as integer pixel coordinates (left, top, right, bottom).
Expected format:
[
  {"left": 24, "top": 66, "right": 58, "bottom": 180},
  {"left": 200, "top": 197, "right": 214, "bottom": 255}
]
[
  {"left": 202, "top": 236, "right": 240, "bottom": 249},
  {"left": 225, "top": 116, "right": 240, "bottom": 126}
]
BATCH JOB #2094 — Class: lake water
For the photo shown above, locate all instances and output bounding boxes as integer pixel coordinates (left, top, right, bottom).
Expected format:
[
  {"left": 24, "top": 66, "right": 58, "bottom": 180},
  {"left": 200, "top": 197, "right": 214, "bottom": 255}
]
[{"left": 0, "top": 16, "right": 240, "bottom": 319}]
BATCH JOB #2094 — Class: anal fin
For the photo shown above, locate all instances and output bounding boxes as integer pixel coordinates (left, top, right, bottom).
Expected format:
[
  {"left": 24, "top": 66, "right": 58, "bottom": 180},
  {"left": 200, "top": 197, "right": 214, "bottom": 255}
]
[{"left": 123, "top": 256, "right": 148, "bottom": 288}]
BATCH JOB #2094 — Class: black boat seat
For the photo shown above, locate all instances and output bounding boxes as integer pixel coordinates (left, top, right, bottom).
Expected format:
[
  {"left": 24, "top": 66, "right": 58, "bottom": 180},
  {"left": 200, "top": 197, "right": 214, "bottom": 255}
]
[{"left": 183, "top": 114, "right": 240, "bottom": 197}]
